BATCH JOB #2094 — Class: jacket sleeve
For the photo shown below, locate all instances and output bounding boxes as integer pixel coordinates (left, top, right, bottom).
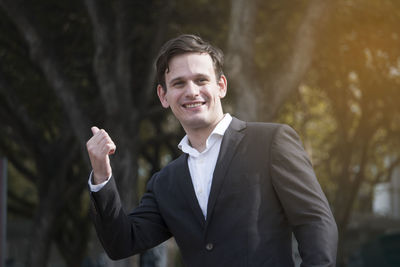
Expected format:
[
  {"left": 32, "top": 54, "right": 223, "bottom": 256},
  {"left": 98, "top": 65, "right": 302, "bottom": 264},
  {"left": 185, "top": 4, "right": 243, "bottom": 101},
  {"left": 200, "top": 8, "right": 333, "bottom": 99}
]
[
  {"left": 89, "top": 173, "right": 171, "bottom": 260},
  {"left": 270, "top": 124, "right": 338, "bottom": 267}
]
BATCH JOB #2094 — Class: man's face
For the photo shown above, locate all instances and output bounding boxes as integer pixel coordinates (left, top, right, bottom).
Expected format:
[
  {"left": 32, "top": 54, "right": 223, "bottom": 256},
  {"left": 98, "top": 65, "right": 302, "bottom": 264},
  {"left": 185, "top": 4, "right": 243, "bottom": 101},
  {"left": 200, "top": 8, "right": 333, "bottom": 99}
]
[{"left": 157, "top": 53, "right": 227, "bottom": 133}]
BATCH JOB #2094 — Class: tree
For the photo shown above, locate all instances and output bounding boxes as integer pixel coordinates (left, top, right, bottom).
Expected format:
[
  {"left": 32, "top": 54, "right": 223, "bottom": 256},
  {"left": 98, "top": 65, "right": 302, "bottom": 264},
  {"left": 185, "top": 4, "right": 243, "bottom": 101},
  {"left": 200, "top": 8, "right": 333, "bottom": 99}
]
[
  {"left": 311, "top": 0, "right": 400, "bottom": 232},
  {"left": 1, "top": 0, "right": 325, "bottom": 265},
  {"left": 226, "top": 0, "right": 330, "bottom": 121},
  {"left": 0, "top": 0, "right": 229, "bottom": 266},
  {"left": 277, "top": 0, "right": 400, "bottom": 264},
  {"left": 0, "top": 0, "right": 174, "bottom": 266},
  {"left": 0, "top": 71, "right": 90, "bottom": 266}
]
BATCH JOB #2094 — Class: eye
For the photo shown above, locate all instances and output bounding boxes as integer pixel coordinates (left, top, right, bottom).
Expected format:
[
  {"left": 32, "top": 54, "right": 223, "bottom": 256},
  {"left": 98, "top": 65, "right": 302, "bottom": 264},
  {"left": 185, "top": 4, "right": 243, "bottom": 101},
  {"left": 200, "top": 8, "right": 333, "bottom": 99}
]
[
  {"left": 173, "top": 81, "right": 185, "bottom": 87},
  {"left": 196, "top": 78, "right": 209, "bottom": 85}
]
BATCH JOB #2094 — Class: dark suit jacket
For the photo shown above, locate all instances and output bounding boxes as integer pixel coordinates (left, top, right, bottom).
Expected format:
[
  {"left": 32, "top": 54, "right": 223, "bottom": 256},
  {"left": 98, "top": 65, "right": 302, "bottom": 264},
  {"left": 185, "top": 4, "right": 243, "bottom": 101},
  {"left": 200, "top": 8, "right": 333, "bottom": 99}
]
[{"left": 90, "top": 117, "right": 338, "bottom": 267}]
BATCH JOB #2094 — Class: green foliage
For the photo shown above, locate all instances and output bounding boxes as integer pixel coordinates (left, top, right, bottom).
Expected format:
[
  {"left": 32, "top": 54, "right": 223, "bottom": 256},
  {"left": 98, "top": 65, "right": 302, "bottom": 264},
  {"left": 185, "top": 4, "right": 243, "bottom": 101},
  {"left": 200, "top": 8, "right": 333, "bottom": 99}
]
[
  {"left": 0, "top": 0, "right": 231, "bottom": 266},
  {"left": 4, "top": 0, "right": 399, "bottom": 265},
  {"left": 254, "top": 0, "right": 309, "bottom": 72},
  {"left": 277, "top": 0, "right": 400, "bottom": 233}
]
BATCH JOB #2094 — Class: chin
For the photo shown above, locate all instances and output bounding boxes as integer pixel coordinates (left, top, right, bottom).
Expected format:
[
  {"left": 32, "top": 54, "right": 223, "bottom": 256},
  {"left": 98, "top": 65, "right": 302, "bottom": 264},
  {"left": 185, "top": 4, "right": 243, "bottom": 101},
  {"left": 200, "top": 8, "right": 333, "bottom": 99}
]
[{"left": 182, "top": 117, "right": 210, "bottom": 129}]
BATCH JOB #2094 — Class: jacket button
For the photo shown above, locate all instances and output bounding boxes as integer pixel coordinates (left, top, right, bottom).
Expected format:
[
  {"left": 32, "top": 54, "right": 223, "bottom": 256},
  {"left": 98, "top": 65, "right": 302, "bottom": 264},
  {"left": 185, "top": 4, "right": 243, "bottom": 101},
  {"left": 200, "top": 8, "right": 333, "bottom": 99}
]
[{"left": 205, "top": 243, "right": 214, "bottom": 251}]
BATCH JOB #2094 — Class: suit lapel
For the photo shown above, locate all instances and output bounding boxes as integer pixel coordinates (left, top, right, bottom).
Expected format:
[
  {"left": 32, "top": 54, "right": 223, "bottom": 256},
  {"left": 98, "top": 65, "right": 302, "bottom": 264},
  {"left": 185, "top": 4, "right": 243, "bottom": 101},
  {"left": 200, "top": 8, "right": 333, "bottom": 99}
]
[
  {"left": 205, "top": 117, "right": 246, "bottom": 226},
  {"left": 176, "top": 153, "right": 206, "bottom": 227}
]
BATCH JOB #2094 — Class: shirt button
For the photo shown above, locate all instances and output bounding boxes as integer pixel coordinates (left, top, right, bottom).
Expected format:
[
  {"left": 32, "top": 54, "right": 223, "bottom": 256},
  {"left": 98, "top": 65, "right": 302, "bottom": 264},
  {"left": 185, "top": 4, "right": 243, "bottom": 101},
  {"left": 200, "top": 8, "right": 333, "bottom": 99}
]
[{"left": 205, "top": 243, "right": 214, "bottom": 251}]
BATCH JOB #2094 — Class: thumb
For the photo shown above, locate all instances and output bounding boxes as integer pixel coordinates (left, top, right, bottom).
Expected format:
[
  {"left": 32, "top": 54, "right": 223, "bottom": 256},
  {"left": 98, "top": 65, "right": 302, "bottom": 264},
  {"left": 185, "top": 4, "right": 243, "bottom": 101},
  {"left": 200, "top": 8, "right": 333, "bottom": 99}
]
[{"left": 91, "top": 126, "right": 100, "bottom": 135}]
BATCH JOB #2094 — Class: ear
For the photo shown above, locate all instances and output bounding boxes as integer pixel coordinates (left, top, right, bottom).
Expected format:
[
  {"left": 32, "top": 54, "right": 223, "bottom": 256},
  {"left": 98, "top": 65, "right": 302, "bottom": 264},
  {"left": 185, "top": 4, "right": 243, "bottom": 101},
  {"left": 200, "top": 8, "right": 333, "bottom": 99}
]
[
  {"left": 217, "top": 75, "right": 227, "bottom": 98},
  {"left": 157, "top": 84, "right": 170, "bottom": 108}
]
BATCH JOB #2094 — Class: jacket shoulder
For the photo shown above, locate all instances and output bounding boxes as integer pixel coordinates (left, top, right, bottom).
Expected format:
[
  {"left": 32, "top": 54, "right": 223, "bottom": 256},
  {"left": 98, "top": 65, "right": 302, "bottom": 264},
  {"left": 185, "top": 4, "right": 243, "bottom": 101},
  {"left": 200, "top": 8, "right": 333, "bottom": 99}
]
[{"left": 242, "top": 120, "right": 296, "bottom": 138}]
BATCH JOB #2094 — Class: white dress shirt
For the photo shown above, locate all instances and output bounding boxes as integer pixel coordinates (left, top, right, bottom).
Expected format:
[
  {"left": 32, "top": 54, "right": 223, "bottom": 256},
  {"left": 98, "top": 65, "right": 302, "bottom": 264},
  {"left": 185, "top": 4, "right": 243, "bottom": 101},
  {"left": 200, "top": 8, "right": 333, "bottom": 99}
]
[
  {"left": 178, "top": 113, "right": 232, "bottom": 218},
  {"left": 89, "top": 113, "right": 233, "bottom": 219},
  {"left": 88, "top": 171, "right": 108, "bottom": 192}
]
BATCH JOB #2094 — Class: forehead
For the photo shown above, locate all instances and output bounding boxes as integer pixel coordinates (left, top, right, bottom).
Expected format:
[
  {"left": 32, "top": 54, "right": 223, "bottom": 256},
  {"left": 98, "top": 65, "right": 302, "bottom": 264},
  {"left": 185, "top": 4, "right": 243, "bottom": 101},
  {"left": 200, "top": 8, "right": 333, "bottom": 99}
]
[{"left": 165, "top": 53, "right": 215, "bottom": 81}]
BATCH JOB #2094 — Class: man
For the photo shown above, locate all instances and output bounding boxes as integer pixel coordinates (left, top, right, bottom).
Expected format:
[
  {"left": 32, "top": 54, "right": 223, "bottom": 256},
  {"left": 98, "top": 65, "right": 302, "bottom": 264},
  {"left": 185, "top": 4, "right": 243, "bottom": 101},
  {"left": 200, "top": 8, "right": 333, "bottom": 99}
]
[{"left": 87, "top": 34, "right": 338, "bottom": 266}]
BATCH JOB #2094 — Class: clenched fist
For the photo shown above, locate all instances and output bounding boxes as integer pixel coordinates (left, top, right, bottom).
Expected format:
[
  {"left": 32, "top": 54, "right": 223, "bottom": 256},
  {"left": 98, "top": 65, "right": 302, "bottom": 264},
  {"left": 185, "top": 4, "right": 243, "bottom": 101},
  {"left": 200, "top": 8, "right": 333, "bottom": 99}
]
[{"left": 86, "top": 126, "right": 116, "bottom": 184}]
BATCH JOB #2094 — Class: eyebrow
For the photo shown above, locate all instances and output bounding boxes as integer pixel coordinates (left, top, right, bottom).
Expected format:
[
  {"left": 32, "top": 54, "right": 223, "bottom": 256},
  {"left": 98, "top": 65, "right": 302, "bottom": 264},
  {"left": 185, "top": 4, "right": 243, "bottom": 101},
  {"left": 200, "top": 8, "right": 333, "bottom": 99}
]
[
  {"left": 169, "top": 73, "right": 211, "bottom": 84},
  {"left": 168, "top": 77, "right": 185, "bottom": 86}
]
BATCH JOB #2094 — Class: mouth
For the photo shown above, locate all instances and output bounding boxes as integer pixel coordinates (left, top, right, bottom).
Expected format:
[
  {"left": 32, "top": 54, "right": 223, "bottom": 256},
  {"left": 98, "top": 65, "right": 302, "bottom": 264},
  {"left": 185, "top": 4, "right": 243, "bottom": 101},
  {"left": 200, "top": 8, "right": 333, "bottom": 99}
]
[{"left": 183, "top": 102, "right": 205, "bottom": 108}]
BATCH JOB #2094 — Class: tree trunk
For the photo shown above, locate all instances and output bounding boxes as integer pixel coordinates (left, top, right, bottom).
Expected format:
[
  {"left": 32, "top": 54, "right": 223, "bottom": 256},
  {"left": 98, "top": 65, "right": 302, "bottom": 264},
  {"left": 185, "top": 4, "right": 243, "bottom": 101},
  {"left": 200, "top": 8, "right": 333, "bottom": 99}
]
[
  {"left": 226, "top": 0, "right": 330, "bottom": 122},
  {"left": 226, "top": 0, "right": 259, "bottom": 121},
  {"left": 262, "top": 0, "right": 330, "bottom": 121},
  {"left": 27, "top": 182, "right": 61, "bottom": 267}
]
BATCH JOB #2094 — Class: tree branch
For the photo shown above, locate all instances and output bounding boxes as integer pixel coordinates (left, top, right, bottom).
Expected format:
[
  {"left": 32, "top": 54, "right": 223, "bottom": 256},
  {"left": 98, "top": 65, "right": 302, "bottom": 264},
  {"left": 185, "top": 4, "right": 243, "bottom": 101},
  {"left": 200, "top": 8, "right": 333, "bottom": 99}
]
[
  {"left": 114, "top": 0, "right": 134, "bottom": 110},
  {"left": 84, "top": 0, "right": 120, "bottom": 116},
  {"left": 7, "top": 190, "right": 35, "bottom": 218},
  {"left": 372, "top": 156, "right": 400, "bottom": 185},
  {"left": 0, "top": 141, "right": 39, "bottom": 182},
  {"left": 337, "top": 137, "right": 370, "bottom": 230},
  {"left": 263, "top": 0, "right": 331, "bottom": 121},
  {"left": 139, "top": 0, "right": 175, "bottom": 112},
  {"left": 0, "top": 0, "right": 90, "bottom": 149},
  {"left": 0, "top": 71, "right": 44, "bottom": 148}
]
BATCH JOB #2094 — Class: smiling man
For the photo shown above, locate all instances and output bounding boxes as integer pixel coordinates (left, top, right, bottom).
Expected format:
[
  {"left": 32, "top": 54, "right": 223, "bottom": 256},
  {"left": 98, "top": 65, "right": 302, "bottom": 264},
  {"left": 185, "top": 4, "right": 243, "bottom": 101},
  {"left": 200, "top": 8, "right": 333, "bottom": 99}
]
[
  {"left": 157, "top": 52, "right": 227, "bottom": 152},
  {"left": 86, "top": 34, "right": 338, "bottom": 267}
]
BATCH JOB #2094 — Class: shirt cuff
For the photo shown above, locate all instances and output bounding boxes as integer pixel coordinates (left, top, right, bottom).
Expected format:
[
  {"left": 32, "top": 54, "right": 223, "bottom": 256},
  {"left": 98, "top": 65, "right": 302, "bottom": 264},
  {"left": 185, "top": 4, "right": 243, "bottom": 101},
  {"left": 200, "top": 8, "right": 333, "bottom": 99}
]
[{"left": 88, "top": 171, "right": 111, "bottom": 192}]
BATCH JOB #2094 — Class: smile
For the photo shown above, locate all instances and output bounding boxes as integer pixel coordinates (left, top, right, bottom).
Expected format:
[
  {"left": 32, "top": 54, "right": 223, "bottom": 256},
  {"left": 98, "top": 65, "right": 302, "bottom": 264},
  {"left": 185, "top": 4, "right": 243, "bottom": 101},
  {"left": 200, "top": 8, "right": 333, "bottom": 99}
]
[{"left": 184, "top": 102, "right": 204, "bottom": 108}]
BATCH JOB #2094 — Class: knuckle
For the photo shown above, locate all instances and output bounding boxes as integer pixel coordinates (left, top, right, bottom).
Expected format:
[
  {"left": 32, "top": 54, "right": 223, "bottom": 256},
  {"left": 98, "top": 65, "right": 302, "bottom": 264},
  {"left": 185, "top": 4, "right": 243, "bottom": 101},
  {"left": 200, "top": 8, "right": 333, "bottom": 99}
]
[{"left": 86, "top": 142, "right": 93, "bottom": 151}]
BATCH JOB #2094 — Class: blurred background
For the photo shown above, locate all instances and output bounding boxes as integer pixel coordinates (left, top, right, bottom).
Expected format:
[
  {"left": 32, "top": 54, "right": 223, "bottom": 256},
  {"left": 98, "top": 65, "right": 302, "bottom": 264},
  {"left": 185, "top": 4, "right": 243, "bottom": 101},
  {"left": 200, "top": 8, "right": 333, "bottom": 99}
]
[{"left": 0, "top": 0, "right": 400, "bottom": 266}]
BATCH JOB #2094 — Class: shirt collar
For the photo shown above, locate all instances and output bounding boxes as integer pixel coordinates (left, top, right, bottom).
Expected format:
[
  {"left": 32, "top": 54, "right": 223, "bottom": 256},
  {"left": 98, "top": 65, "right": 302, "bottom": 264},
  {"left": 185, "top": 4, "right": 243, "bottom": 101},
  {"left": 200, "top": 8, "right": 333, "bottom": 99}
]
[{"left": 178, "top": 113, "right": 232, "bottom": 155}]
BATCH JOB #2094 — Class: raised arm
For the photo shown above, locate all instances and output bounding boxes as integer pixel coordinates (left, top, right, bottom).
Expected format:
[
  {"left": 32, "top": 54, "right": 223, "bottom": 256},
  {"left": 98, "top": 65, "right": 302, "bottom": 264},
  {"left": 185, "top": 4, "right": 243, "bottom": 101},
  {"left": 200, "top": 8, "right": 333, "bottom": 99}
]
[{"left": 86, "top": 127, "right": 171, "bottom": 260}]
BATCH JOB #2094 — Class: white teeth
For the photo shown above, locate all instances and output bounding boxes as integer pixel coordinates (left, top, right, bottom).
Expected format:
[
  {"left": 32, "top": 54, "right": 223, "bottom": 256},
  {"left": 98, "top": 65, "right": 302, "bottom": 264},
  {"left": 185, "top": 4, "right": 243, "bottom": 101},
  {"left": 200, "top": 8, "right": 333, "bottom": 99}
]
[{"left": 185, "top": 103, "right": 202, "bottom": 108}]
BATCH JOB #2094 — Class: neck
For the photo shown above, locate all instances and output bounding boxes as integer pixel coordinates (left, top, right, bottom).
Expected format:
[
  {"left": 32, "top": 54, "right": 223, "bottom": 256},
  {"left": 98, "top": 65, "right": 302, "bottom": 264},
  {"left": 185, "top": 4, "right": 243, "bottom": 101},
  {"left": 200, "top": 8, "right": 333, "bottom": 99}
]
[
  {"left": 184, "top": 117, "right": 224, "bottom": 153},
  {"left": 186, "top": 130, "right": 210, "bottom": 152}
]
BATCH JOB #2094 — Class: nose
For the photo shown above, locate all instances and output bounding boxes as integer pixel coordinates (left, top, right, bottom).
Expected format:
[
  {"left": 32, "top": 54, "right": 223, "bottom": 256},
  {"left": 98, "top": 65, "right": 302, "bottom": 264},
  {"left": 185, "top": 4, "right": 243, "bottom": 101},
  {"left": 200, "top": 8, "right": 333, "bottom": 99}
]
[{"left": 185, "top": 81, "right": 200, "bottom": 97}]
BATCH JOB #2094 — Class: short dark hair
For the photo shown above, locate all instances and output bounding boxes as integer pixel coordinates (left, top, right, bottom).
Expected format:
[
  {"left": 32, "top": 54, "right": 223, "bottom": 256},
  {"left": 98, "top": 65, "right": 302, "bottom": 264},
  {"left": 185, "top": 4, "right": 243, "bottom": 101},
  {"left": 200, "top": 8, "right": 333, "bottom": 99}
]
[{"left": 155, "top": 34, "right": 224, "bottom": 90}]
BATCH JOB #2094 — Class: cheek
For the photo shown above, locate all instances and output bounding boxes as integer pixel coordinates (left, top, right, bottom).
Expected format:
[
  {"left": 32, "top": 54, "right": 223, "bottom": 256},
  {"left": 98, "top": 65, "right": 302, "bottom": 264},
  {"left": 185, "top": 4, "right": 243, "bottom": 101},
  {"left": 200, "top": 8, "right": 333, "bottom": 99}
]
[
  {"left": 210, "top": 89, "right": 222, "bottom": 102},
  {"left": 213, "top": 97, "right": 221, "bottom": 106},
  {"left": 169, "top": 96, "right": 184, "bottom": 111},
  {"left": 201, "top": 87, "right": 214, "bottom": 99},
  {"left": 167, "top": 91, "right": 180, "bottom": 104}
]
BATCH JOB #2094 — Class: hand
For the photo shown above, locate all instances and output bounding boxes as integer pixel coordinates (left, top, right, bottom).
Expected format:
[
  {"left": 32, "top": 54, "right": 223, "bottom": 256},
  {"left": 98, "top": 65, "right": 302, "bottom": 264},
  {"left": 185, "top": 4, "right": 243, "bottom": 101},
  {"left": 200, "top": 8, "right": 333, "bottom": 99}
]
[{"left": 86, "top": 126, "right": 116, "bottom": 184}]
